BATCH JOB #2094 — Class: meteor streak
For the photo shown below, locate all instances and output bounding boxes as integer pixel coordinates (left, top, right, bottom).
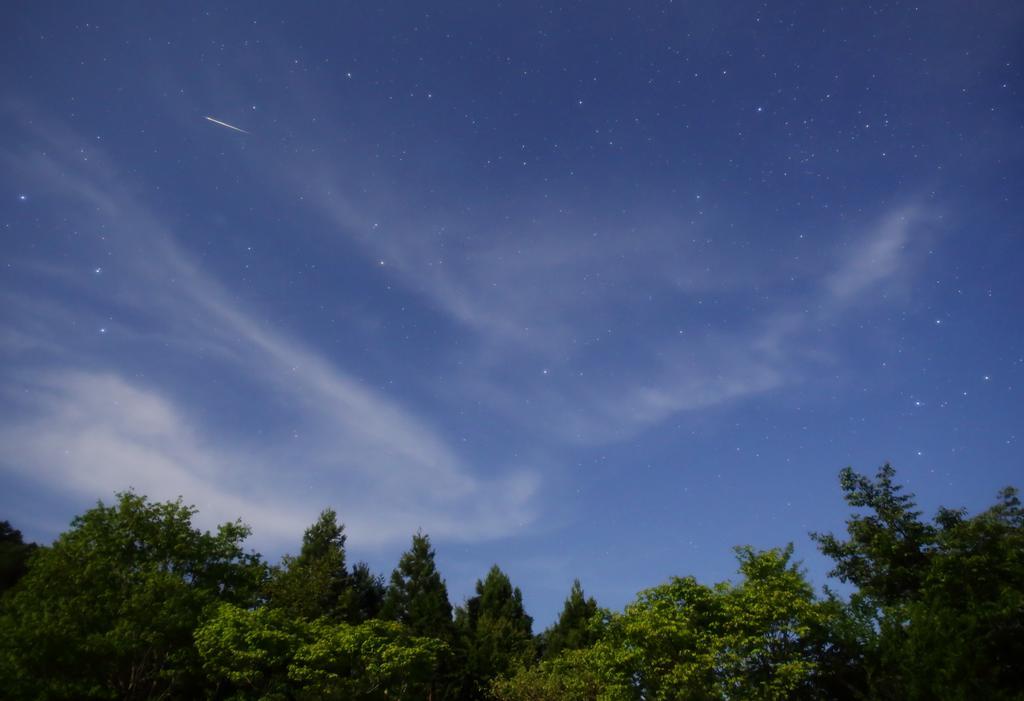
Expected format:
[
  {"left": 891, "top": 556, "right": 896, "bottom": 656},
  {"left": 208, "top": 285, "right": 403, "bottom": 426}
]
[{"left": 204, "top": 116, "right": 250, "bottom": 134}]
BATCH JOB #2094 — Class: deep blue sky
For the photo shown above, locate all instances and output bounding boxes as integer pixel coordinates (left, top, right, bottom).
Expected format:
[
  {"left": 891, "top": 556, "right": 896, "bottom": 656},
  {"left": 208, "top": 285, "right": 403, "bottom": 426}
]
[{"left": 2, "top": 1, "right": 1022, "bottom": 626}]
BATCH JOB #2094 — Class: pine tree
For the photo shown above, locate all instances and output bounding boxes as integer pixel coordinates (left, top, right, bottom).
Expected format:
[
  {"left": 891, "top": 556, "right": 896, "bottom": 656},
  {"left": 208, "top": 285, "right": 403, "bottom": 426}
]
[
  {"left": 541, "top": 579, "right": 599, "bottom": 660},
  {"left": 266, "top": 508, "right": 351, "bottom": 621},
  {"left": 0, "top": 520, "right": 37, "bottom": 594},
  {"left": 383, "top": 531, "right": 455, "bottom": 640},
  {"left": 457, "top": 565, "right": 534, "bottom": 698},
  {"left": 344, "top": 561, "right": 387, "bottom": 623}
]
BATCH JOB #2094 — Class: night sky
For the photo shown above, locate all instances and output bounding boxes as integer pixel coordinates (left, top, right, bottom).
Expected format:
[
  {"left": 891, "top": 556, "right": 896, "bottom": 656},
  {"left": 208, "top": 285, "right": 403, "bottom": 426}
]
[{"left": 2, "top": 2, "right": 1022, "bottom": 625}]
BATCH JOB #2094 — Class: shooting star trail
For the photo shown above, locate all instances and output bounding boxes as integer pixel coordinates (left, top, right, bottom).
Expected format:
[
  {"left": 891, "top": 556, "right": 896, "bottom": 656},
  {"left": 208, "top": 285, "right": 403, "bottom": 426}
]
[{"left": 204, "top": 116, "right": 250, "bottom": 134}]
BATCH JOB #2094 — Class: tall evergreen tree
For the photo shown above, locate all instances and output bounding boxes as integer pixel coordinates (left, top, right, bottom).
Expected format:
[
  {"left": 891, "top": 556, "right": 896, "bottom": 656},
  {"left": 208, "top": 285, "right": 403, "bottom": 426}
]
[
  {"left": 266, "top": 508, "right": 351, "bottom": 621},
  {"left": 344, "top": 561, "right": 387, "bottom": 623},
  {"left": 382, "top": 531, "right": 455, "bottom": 640},
  {"left": 382, "top": 532, "right": 460, "bottom": 700},
  {"left": 0, "top": 520, "right": 37, "bottom": 594},
  {"left": 541, "top": 579, "right": 599, "bottom": 660},
  {"left": 457, "top": 565, "right": 534, "bottom": 698}
]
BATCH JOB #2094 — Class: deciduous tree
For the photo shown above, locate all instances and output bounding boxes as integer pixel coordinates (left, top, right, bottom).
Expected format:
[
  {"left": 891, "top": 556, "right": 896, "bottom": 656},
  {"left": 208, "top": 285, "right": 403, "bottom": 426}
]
[{"left": 0, "top": 492, "right": 264, "bottom": 700}]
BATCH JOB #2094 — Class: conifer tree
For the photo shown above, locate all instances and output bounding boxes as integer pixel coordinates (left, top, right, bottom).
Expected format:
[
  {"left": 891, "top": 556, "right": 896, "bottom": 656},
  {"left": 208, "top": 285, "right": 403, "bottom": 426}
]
[
  {"left": 541, "top": 579, "right": 599, "bottom": 660},
  {"left": 0, "top": 520, "right": 37, "bottom": 594},
  {"left": 383, "top": 531, "right": 455, "bottom": 640},
  {"left": 457, "top": 565, "right": 534, "bottom": 698},
  {"left": 266, "top": 508, "right": 351, "bottom": 621},
  {"left": 344, "top": 561, "right": 387, "bottom": 623}
]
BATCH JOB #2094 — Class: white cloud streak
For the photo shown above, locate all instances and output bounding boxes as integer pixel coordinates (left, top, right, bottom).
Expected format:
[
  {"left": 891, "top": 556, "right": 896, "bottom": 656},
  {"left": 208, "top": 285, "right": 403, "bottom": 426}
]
[
  {"left": 293, "top": 157, "right": 930, "bottom": 444},
  {"left": 826, "top": 207, "right": 921, "bottom": 303},
  {"left": 0, "top": 98, "right": 931, "bottom": 555},
  {"left": 0, "top": 111, "right": 539, "bottom": 547}
]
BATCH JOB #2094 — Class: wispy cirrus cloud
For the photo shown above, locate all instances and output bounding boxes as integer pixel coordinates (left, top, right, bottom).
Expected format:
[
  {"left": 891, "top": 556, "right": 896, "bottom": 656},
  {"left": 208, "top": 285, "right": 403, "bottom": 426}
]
[
  {"left": 150, "top": 54, "right": 935, "bottom": 452},
  {"left": 0, "top": 110, "right": 538, "bottom": 547},
  {"left": 826, "top": 206, "right": 924, "bottom": 304},
  {"left": 0, "top": 89, "right": 935, "bottom": 558},
  {"left": 288, "top": 148, "right": 932, "bottom": 445},
  {"left": 1, "top": 371, "right": 308, "bottom": 537}
]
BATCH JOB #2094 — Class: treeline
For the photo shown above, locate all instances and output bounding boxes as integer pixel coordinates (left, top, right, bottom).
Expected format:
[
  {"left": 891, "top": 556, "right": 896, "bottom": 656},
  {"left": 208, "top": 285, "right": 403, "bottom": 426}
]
[{"left": 0, "top": 463, "right": 1021, "bottom": 700}]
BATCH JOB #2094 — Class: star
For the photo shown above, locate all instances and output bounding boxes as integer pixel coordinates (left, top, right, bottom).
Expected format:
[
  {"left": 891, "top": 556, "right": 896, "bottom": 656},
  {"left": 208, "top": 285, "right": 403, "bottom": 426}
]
[{"left": 18, "top": 194, "right": 27, "bottom": 201}]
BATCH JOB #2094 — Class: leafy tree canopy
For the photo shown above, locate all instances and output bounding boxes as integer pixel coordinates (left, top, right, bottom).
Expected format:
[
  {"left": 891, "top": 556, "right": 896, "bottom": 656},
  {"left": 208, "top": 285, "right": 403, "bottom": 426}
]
[
  {"left": 811, "top": 463, "right": 936, "bottom": 606},
  {"left": 196, "top": 603, "right": 448, "bottom": 700},
  {"left": 2, "top": 464, "right": 1020, "bottom": 701},
  {"left": 0, "top": 492, "right": 264, "bottom": 700},
  {"left": 497, "top": 547, "right": 832, "bottom": 701}
]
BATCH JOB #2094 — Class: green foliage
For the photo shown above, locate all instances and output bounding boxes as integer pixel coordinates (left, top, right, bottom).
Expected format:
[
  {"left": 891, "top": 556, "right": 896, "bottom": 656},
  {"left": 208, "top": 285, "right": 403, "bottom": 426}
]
[
  {"left": 618, "top": 546, "right": 827, "bottom": 700},
  {"left": 718, "top": 545, "right": 824, "bottom": 699},
  {"left": 195, "top": 604, "right": 447, "bottom": 700},
  {"left": 540, "top": 578, "right": 600, "bottom": 660},
  {"left": 194, "top": 603, "right": 305, "bottom": 700},
  {"left": 491, "top": 646, "right": 632, "bottom": 701},
  {"left": 265, "top": 508, "right": 352, "bottom": 622},
  {"left": 498, "top": 547, "right": 830, "bottom": 701},
  {"left": 811, "top": 464, "right": 936, "bottom": 606},
  {"left": 291, "top": 618, "right": 447, "bottom": 699},
  {"left": 0, "top": 520, "right": 37, "bottom": 594},
  {"left": 800, "top": 590, "right": 874, "bottom": 700},
  {"left": 814, "top": 466, "right": 1024, "bottom": 700},
  {"left": 457, "top": 565, "right": 535, "bottom": 698},
  {"left": 893, "top": 487, "right": 1024, "bottom": 700},
  {"left": 380, "top": 532, "right": 461, "bottom": 699},
  {"left": 0, "top": 492, "right": 264, "bottom": 700},
  {"left": 344, "top": 561, "right": 387, "bottom": 623},
  {"left": 2, "top": 463, "right": 1020, "bottom": 700},
  {"left": 383, "top": 531, "right": 455, "bottom": 640}
]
